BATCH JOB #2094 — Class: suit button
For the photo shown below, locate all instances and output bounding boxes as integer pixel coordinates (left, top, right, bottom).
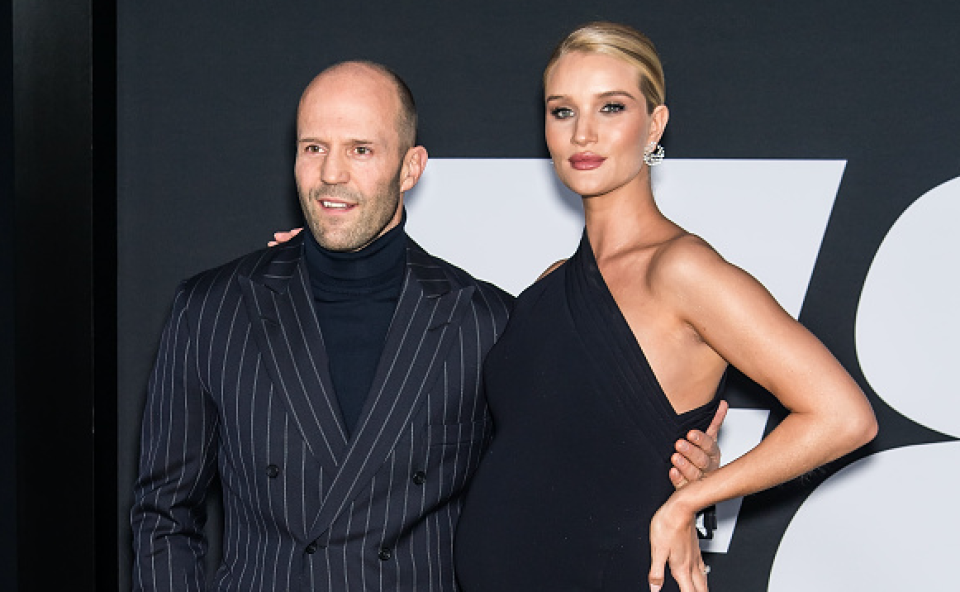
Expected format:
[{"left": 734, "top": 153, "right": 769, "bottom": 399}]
[
  {"left": 378, "top": 547, "right": 392, "bottom": 561},
  {"left": 412, "top": 470, "right": 426, "bottom": 485},
  {"left": 306, "top": 542, "right": 318, "bottom": 554},
  {"left": 266, "top": 464, "right": 280, "bottom": 478}
]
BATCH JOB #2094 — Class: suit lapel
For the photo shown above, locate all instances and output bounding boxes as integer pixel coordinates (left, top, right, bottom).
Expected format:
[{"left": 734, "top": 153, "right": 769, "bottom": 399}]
[
  {"left": 308, "top": 239, "right": 475, "bottom": 537},
  {"left": 239, "top": 238, "right": 349, "bottom": 475}
]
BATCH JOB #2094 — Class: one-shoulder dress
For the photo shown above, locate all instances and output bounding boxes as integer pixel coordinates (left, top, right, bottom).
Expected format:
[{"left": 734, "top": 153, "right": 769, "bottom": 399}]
[{"left": 455, "top": 232, "right": 721, "bottom": 591}]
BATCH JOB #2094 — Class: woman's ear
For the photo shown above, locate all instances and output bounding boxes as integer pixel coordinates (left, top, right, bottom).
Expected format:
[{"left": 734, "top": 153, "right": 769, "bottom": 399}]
[{"left": 647, "top": 104, "right": 670, "bottom": 145}]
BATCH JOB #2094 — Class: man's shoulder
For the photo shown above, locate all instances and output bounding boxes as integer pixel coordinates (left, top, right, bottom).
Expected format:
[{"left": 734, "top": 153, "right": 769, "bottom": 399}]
[{"left": 179, "top": 239, "right": 302, "bottom": 297}]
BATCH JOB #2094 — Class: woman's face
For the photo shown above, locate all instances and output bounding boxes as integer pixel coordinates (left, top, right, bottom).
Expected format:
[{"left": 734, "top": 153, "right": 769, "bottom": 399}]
[{"left": 544, "top": 51, "right": 666, "bottom": 199}]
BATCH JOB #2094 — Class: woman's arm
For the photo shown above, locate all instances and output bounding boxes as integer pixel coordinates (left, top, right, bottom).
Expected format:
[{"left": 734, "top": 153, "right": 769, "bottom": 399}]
[{"left": 647, "top": 239, "right": 877, "bottom": 592}]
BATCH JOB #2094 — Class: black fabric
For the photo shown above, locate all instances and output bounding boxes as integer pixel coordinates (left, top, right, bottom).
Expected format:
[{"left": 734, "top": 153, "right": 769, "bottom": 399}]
[
  {"left": 455, "top": 231, "right": 721, "bottom": 591},
  {"left": 303, "top": 215, "right": 407, "bottom": 436}
]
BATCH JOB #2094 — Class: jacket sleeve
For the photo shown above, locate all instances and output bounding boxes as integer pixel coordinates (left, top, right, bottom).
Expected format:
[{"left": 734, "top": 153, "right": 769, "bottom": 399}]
[{"left": 131, "top": 282, "right": 220, "bottom": 592}]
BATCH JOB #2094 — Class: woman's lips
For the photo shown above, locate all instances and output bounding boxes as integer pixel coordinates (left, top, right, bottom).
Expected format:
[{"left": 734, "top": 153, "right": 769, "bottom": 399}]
[{"left": 569, "top": 153, "right": 606, "bottom": 170}]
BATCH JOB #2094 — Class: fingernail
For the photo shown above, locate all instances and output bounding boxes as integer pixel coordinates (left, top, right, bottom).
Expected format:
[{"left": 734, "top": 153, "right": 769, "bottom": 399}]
[{"left": 650, "top": 585, "right": 662, "bottom": 592}]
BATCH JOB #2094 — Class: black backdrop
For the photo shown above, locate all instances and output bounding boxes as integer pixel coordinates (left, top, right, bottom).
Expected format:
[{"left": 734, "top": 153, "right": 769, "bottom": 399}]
[
  {"left": 1, "top": 1, "right": 16, "bottom": 587},
  {"left": 5, "top": 1, "right": 957, "bottom": 591},
  {"left": 6, "top": 0, "right": 116, "bottom": 590}
]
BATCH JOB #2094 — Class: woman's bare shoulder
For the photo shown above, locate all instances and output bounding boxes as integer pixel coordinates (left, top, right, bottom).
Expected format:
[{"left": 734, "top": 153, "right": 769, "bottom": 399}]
[
  {"left": 536, "top": 259, "right": 568, "bottom": 282},
  {"left": 648, "top": 233, "right": 729, "bottom": 285}
]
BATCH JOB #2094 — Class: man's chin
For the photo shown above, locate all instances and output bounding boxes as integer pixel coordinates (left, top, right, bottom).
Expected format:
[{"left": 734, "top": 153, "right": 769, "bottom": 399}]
[{"left": 311, "top": 229, "right": 368, "bottom": 253}]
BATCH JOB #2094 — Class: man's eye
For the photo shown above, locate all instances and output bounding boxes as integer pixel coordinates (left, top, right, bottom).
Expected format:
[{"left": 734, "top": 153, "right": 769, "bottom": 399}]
[
  {"left": 304, "top": 145, "right": 321, "bottom": 153},
  {"left": 550, "top": 107, "right": 574, "bottom": 119},
  {"left": 355, "top": 146, "right": 372, "bottom": 155},
  {"left": 600, "top": 103, "right": 625, "bottom": 113}
]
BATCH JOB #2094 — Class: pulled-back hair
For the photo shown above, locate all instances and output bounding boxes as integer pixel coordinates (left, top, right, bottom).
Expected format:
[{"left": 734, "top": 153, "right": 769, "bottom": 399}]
[{"left": 544, "top": 22, "right": 665, "bottom": 114}]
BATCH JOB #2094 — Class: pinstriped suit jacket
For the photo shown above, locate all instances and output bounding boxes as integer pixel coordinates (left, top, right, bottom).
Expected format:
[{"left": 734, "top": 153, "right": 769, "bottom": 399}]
[{"left": 131, "top": 234, "right": 513, "bottom": 592}]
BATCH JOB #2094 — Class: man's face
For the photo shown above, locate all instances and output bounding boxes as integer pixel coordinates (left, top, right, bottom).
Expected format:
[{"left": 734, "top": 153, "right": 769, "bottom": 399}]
[{"left": 295, "top": 65, "right": 411, "bottom": 252}]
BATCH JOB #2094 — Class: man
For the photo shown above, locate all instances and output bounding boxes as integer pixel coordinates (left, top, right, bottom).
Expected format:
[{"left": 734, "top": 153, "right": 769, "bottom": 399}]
[{"left": 131, "top": 61, "right": 722, "bottom": 592}]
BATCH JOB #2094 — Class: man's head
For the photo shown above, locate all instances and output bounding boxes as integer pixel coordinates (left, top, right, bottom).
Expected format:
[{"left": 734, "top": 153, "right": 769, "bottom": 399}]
[{"left": 295, "top": 61, "right": 427, "bottom": 252}]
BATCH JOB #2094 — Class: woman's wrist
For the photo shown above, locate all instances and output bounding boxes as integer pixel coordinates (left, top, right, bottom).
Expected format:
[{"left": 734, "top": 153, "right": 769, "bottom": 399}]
[{"left": 665, "top": 480, "right": 709, "bottom": 519}]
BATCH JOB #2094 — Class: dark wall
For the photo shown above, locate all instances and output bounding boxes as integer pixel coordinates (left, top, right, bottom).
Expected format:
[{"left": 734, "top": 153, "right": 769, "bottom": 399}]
[
  {"left": 7, "top": 0, "right": 116, "bottom": 590},
  {"left": 13, "top": 0, "right": 95, "bottom": 588},
  {"left": 1, "top": 0, "right": 17, "bottom": 587}
]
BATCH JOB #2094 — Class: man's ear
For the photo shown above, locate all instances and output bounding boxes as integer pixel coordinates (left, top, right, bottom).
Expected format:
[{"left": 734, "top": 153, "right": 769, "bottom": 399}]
[
  {"left": 647, "top": 104, "right": 670, "bottom": 146},
  {"left": 399, "top": 146, "right": 429, "bottom": 193}
]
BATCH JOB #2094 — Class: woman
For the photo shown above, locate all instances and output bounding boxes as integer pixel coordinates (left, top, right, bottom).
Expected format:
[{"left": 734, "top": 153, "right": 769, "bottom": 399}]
[{"left": 452, "top": 22, "right": 877, "bottom": 592}]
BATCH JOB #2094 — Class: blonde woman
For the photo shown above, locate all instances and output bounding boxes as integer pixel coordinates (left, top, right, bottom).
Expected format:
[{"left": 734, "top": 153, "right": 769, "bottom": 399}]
[{"left": 453, "top": 22, "right": 876, "bottom": 592}]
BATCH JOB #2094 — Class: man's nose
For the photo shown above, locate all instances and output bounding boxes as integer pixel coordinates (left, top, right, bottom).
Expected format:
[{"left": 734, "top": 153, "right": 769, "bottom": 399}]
[{"left": 320, "top": 151, "right": 349, "bottom": 184}]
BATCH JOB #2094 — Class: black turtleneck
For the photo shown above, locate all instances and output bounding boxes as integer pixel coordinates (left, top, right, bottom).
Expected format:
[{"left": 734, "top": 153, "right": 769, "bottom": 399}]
[{"left": 303, "top": 215, "right": 407, "bottom": 436}]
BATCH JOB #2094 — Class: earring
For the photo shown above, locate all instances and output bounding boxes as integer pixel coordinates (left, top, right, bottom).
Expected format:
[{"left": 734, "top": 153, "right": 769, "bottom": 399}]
[{"left": 643, "top": 143, "right": 665, "bottom": 167}]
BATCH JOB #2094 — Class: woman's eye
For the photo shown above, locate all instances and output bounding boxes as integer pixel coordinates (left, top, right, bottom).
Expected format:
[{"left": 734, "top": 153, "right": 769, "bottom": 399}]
[
  {"left": 600, "top": 102, "right": 625, "bottom": 114},
  {"left": 550, "top": 107, "right": 574, "bottom": 119}
]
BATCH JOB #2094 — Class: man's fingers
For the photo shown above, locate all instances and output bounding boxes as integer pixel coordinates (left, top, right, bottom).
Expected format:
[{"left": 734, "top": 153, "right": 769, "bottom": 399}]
[
  {"left": 676, "top": 438, "right": 710, "bottom": 471},
  {"left": 705, "top": 400, "right": 728, "bottom": 440},
  {"left": 669, "top": 466, "right": 689, "bottom": 489},
  {"left": 671, "top": 451, "right": 703, "bottom": 485},
  {"left": 686, "top": 431, "right": 719, "bottom": 471}
]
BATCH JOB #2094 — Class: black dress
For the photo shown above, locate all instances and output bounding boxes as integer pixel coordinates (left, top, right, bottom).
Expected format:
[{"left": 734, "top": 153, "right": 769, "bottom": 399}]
[{"left": 455, "top": 232, "right": 721, "bottom": 591}]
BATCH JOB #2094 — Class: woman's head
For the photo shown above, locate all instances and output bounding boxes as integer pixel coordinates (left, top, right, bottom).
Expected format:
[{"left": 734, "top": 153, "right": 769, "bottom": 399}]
[
  {"left": 543, "top": 22, "right": 670, "bottom": 200},
  {"left": 544, "top": 22, "right": 665, "bottom": 114}
]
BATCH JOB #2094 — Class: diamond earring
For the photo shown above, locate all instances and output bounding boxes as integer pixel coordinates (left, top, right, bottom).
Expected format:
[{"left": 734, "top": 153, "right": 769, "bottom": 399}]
[{"left": 643, "top": 143, "right": 665, "bottom": 166}]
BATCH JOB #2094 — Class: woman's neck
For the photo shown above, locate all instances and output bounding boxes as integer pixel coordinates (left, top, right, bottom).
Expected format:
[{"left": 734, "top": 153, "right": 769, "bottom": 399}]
[{"left": 581, "top": 182, "right": 676, "bottom": 261}]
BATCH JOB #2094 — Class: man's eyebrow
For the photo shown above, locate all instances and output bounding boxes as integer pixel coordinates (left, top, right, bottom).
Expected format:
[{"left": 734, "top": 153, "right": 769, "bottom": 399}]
[{"left": 297, "top": 137, "right": 376, "bottom": 144}]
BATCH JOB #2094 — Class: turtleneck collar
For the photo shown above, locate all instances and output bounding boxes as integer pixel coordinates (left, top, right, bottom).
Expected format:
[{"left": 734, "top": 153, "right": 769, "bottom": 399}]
[{"left": 303, "top": 209, "right": 408, "bottom": 294}]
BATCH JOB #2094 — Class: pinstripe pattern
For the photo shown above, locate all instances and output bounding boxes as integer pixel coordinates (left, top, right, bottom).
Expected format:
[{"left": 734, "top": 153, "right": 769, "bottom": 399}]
[{"left": 132, "top": 234, "right": 513, "bottom": 592}]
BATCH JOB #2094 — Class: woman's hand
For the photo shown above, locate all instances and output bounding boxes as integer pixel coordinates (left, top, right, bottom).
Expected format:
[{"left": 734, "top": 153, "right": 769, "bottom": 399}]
[
  {"left": 648, "top": 497, "right": 709, "bottom": 592},
  {"left": 267, "top": 227, "right": 303, "bottom": 247}
]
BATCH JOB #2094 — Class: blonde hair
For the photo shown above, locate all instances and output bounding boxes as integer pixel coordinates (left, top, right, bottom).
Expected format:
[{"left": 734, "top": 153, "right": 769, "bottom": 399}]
[{"left": 544, "top": 22, "right": 665, "bottom": 114}]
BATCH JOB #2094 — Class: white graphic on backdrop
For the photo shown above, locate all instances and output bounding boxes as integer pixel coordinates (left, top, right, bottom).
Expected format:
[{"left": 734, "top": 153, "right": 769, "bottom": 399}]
[
  {"left": 407, "top": 159, "right": 581, "bottom": 296},
  {"left": 770, "top": 176, "right": 960, "bottom": 591},
  {"left": 856, "top": 177, "right": 960, "bottom": 436},
  {"left": 407, "top": 159, "right": 846, "bottom": 554},
  {"left": 407, "top": 159, "right": 844, "bottom": 316}
]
